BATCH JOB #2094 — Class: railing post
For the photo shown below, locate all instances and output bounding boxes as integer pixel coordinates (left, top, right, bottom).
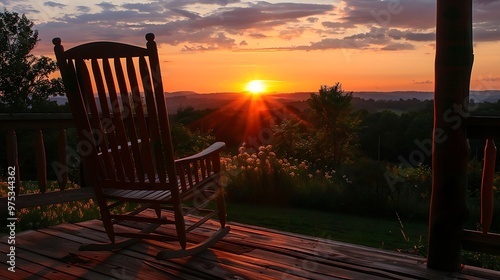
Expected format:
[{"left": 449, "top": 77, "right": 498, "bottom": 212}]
[
  {"left": 35, "top": 129, "right": 47, "bottom": 193},
  {"left": 58, "top": 129, "right": 68, "bottom": 190},
  {"left": 7, "top": 129, "right": 21, "bottom": 195},
  {"left": 481, "top": 139, "right": 496, "bottom": 233}
]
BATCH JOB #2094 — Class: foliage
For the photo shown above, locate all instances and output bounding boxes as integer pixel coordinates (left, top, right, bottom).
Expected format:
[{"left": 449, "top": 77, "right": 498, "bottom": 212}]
[
  {"left": 271, "top": 119, "right": 309, "bottom": 158},
  {"left": 222, "top": 144, "right": 340, "bottom": 209},
  {"left": 170, "top": 122, "right": 216, "bottom": 158},
  {"left": 383, "top": 164, "right": 432, "bottom": 220},
  {"left": 307, "top": 83, "right": 361, "bottom": 167},
  {"left": 0, "top": 9, "right": 64, "bottom": 112},
  {"left": 221, "top": 144, "right": 431, "bottom": 218},
  {"left": 358, "top": 106, "right": 433, "bottom": 164}
]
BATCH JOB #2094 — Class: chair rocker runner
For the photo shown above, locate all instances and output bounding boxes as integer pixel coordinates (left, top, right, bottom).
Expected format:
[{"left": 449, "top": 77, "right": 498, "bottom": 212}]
[{"left": 53, "top": 33, "right": 230, "bottom": 259}]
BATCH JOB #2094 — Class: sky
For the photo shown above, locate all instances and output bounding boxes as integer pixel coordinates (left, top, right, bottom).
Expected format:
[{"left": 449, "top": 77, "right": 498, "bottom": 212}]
[{"left": 3, "top": 0, "right": 500, "bottom": 93}]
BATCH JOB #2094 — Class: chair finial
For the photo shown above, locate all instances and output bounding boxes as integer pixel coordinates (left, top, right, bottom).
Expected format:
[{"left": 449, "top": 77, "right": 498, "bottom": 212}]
[
  {"left": 146, "top": 33, "right": 155, "bottom": 42},
  {"left": 52, "top": 37, "right": 62, "bottom": 46}
]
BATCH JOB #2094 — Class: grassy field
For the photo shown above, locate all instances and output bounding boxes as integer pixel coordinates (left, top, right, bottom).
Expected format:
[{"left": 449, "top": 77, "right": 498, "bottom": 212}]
[{"left": 226, "top": 202, "right": 428, "bottom": 257}]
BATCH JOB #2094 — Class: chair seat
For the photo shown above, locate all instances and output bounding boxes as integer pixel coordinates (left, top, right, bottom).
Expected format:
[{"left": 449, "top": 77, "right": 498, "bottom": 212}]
[
  {"left": 102, "top": 172, "right": 218, "bottom": 203},
  {"left": 103, "top": 188, "right": 172, "bottom": 202}
]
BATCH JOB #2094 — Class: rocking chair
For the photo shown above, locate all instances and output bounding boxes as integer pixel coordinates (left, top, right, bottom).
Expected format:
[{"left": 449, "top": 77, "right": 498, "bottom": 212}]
[{"left": 53, "top": 33, "right": 229, "bottom": 259}]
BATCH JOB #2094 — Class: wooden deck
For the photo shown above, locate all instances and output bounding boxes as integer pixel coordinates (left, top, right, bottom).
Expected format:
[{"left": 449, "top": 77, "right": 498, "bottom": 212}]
[{"left": 2, "top": 210, "right": 499, "bottom": 280}]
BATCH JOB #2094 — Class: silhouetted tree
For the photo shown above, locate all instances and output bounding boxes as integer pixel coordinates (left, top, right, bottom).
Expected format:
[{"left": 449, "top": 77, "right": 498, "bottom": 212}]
[
  {"left": 307, "top": 83, "right": 360, "bottom": 167},
  {"left": 0, "top": 9, "right": 64, "bottom": 112}
]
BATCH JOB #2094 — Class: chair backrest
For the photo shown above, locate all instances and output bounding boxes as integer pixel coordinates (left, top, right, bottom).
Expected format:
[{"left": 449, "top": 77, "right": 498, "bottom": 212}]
[{"left": 53, "top": 33, "right": 177, "bottom": 189}]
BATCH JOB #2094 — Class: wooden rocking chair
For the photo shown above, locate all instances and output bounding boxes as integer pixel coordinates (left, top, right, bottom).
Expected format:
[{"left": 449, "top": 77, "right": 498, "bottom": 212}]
[{"left": 53, "top": 33, "right": 229, "bottom": 259}]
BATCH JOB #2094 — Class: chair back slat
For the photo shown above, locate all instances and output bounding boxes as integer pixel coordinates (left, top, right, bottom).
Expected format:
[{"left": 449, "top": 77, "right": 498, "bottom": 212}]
[
  {"left": 186, "top": 164, "right": 194, "bottom": 188},
  {"left": 91, "top": 58, "right": 127, "bottom": 181},
  {"left": 200, "top": 160, "right": 207, "bottom": 179},
  {"left": 139, "top": 56, "right": 167, "bottom": 183},
  {"left": 126, "top": 57, "right": 156, "bottom": 182},
  {"left": 102, "top": 58, "right": 136, "bottom": 181},
  {"left": 62, "top": 59, "right": 104, "bottom": 182},
  {"left": 193, "top": 161, "right": 200, "bottom": 183},
  {"left": 149, "top": 43, "right": 178, "bottom": 187},
  {"left": 74, "top": 58, "right": 117, "bottom": 181},
  {"left": 114, "top": 58, "right": 145, "bottom": 182}
]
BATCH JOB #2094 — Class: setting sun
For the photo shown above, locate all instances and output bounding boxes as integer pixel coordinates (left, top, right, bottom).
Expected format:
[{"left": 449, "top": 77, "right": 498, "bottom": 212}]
[{"left": 246, "top": 80, "right": 266, "bottom": 94}]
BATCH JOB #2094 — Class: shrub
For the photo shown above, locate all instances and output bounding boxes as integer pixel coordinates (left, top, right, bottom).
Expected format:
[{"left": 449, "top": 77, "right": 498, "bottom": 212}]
[{"left": 222, "top": 144, "right": 340, "bottom": 210}]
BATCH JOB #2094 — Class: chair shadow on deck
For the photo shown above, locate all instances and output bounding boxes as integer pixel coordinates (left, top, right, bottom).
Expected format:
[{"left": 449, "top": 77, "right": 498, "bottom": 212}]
[{"left": 52, "top": 33, "right": 229, "bottom": 259}]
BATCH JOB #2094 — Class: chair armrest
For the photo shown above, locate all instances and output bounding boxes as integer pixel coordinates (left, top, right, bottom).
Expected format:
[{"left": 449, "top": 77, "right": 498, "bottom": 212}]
[{"left": 174, "top": 142, "right": 226, "bottom": 164}]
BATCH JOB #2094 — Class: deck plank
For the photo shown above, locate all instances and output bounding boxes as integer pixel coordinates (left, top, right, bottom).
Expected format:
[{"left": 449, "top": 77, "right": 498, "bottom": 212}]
[{"left": 2, "top": 210, "right": 500, "bottom": 279}]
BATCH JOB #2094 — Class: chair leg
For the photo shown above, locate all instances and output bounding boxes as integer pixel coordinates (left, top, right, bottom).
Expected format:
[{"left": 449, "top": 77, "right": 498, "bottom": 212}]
[
  {"left": 97, "top": 199, "right": 115, "bottom": 243},
  {"left": 173, "top": 204, "right": 187, "bottom": 250},
  {"left": 216, "top": 188, "right": 227, "bottom": 228},
  {"left": 154, "top": 204, "right": 161, "bottom": 219}
]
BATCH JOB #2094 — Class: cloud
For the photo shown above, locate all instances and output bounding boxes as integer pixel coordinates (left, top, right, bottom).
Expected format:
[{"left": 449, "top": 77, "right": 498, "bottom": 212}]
[
  {"left": 96, "top": 2, "right": 118, "bottom": 11},
  {"left": 381, "top": 42, "right": 415, "bottom": 51},
  {"left": 181, "top": 32, "right": 236, "bottom": 51},
  {"left": 297, "top": 37, "right": 371, "bottom": 51},
  {"left": 344, "top": 27, "right": 389, "bottom": 45},
  {"left": 388, "top": 29, "right": 435, "bottom": 42},
  {"left": 473, "top": 0, "right": 500, "bottom": 41},
  {"left": 170, "top": 8, "right": 201, "bottom": 20},
  {"left": 27, "top": 1, "right": 335, "bottom": 52},
  {"left": 43, "top": 1, "right": 66, "bottom": 9},
  {"left": 413, "top": 80, "right": 433, "bottom": 85},
  {"left": 76, "top": 6, "right": 91, "bottom": 13},
  {"left": 307, "top": 17, "right": 319, "bottom": 23},
  {"left": 187, "top": 2, "right": 333, "bottom": 31},
  {"left": 6, "top": 0, "right": 500, "bottom": 55},
  {"left": 475, "top": 0, "right": 500, "bottom": 5},
  {"left": 249, "top": 33, "right": 267, "bottom": 39},
  {"left": 122, "top": 2, "right": 165, "bottom": 13},
  {"left": 322, "top": 21, "right": 356, "bottom": 29},
  {"left": 338, "top": 0, "right": 435, "bottom": 29},
  {"left": 285, "top": 26, "right": 422, "bottom": 51},
  {"left": 160, "top": 0, "right": 241, "bottom": 9}
]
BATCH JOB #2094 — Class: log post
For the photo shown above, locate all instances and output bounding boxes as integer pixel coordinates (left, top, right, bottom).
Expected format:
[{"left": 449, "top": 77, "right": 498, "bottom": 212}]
[
  {"left": 7, "top": 129, "right": 21, "bottom": 195},
  {"left": 35, "top": 129, "right": 47, "bottom": 193},
  {"left": 427, "top": 0, "right": 473, "bottom": 271},
  {"left": 480, "top": 139, "right": 496, "bottom": 233},
  {"left": 58, "top": 129, "right": 68, "bottom": 190}
]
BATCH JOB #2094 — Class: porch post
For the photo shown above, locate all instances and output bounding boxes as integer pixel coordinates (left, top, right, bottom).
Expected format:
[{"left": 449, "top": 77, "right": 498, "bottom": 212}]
[{"left": 427, "top": 0, "right": 473, "bottom": 271}]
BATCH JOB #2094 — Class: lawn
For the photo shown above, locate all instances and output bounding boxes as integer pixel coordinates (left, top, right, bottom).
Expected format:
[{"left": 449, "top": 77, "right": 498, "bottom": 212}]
[{"left": 226, "top": 202, "right": 428, "bottom": 257}]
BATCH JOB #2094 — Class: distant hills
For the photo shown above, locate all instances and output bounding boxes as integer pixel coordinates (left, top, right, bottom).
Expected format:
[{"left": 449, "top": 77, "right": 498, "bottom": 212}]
[
  {"left": 353, "top": 91, "right": 500, "bottom": 102},
  {"left": 48, "top": 90, "right": 500, "bottom": 111}
]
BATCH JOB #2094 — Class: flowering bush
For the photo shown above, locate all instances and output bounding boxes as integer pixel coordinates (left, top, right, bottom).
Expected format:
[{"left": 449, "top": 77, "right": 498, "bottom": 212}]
[{"left": 222, "top": 144, "right": 340, "bottom": 209}]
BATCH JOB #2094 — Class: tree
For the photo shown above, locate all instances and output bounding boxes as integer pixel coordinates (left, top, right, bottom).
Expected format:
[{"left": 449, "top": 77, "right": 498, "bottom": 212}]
[
  {"left": 307, "top": 83, "right": 360, "bottom": 167},
  {"left": 0, "top": 9, "right": 63, "bottom": 112}
]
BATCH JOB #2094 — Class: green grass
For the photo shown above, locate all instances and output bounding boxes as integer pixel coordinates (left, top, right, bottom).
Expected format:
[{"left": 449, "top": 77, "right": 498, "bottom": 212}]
[{"left": 226, "top": 202, "right": 428, "bottom": 256}]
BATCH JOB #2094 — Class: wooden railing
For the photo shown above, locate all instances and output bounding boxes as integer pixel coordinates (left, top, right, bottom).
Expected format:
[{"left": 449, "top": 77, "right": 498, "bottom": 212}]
[
  {"left": 0, "top": 113, "right": 95, "bottom": 208},
  {"left": 463, "top": 116, "right": 500, "bottom": 255}
]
